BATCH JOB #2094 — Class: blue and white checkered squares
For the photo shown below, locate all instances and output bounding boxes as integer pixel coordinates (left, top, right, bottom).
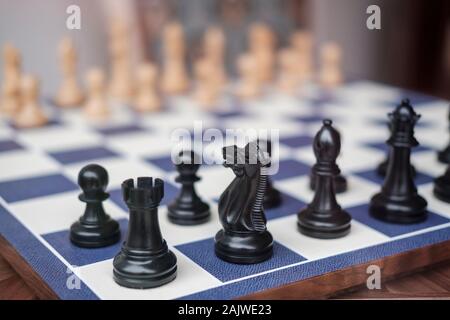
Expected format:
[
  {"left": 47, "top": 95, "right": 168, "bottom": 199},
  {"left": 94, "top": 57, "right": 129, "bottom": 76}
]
[{"left": 0, "top": 81, "right": 449, "bottom": 300}]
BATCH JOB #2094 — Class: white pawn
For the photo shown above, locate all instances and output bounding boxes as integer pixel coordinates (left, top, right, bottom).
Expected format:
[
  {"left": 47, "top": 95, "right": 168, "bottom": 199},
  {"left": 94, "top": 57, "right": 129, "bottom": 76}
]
[
  {"left": 193, "top": 58, "right": 220, "bottom": 109},
  {"left": 14, "top": 75, "right": 48, "bottom": 128},
  {"left": 319, "top": 42, "right": 343, "bottom": 89},
  {"left": 290, "top": 30, "right": 314, "bottom": 83},
  {"left": 108, "top": 20, "right": 134, "bottom": 101},
  {"left": 55, "top": 37, "right": 84, "bottom": 107},
  {"left": 83, "top": 68, "right": 109, "bottom": 119},
  {"left": 236, "top": 54, "right": 261, "bottom": 100},
  {"left": 203, "top": 27, "right": 227, "bottom": 87},
  {"left": 1, "top": 44, "right": 22, "bottom": 116},
  {"left": 276, "top": 48, "right": 300, "bottom": 94},
  {"left": 134, "top": 63, "right": 160, "bottom": 112},
  {"left": 249, "top": 23, "right": 275, "bottom": 83},
  {"left": 161, "top": 22, "right": 189, "bottom": 95}
]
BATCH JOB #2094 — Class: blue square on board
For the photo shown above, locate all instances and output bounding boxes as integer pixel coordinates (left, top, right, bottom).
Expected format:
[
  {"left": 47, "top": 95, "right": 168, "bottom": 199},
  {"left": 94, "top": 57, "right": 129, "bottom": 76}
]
[
  {"left": 0, "top": 173, "right": 78, "bottom": 203},
  {"left": 346, "top": 204, "right": 450, "bottom": 237},
  {"left": 176, "top": 238, "right": 306, "bottom": 282},
  {"left": 96, "top": 124, "right": 148, "bottom": 136},
  {"left": 265, "top": 191, "right": 306, "bottom": 220},
  {"left": 292, "top": 114, "right": 325, "bottom": 124},
  {"left": 48, "top": 146, "right": 120, "bottom": 165},
  {"left": 144, "top": 154, "right": 177, "bottom": 172},
  {"left": 42, "top": 218, "right": 128, "bottom": 267},
  {"left": 272, "top": 159, "right": 311, "bottom": 181},
  {"left": 211, "top": 110, "right": 245, "bottom": 119},
  {"left": 0, "top": 139, "right": 23, "bottom": 153},
  {"left": 355, "top": 168, "right": 434, "bottom": 187},
  {"left": 279, "top": 135, "right": 313, "bottom": 148}
]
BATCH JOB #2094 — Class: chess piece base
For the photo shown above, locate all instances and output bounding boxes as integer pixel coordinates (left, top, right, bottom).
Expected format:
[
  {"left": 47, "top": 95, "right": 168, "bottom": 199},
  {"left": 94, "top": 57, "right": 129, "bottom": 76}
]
[
  {"left": 215, "top": 229, "right": 273, "bottom": 264},
  {"left": 310, "top": 172, "right": 347, "bottom": 194},
  {"left": 167, "top": 201, "right": 210, "bottom": 225},
  {"left": 297, "top": 207, "right": 351, "bottom": 239},
  {"left": 438, "top": 146, "right": 450, "bottom": 164},
  {"left": 70, "top": 217, "right": 120, "bottom": 248},
  {"left": 113, "top": 243, "right": 177, "bottom": 289},
  {"left": 369, "top": 192, "right": 428, "bottom": 224},
  {"left": 433, "top": 175, "right": 450, "bottom": 203}
]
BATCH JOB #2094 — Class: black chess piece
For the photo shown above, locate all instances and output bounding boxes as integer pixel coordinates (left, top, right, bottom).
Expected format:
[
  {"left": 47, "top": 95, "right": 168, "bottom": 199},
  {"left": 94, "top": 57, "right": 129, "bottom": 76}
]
[
  {"left": 70, "top": 164, "right": 120, "bottom": 248},
  {"left": 437, "top": 105, "right": 450, "bottom": 164},
  {"left": 376, "top": 157, "right": 416, "bottom": 177},
  {"left": 433, "top": 166, "right": 450, "bottom": 203},
  {"left": 310, "top": 170, "right": 347, "bottom": 193},
  {"left": 113, "top": 177, "right": 177, "bottom": 289},
  {"left": 215, "top": 141, "right": 273, "bottom": 264},
  {"left": 309, "top": 124, "right": 348, "bottom": 194},
  {"left": 258, "top": 140, "right": 282, "bottom": 209},
  {"left": 376, "top": 119, "right": 417, "bottom": 177},
  {"left": 167, "top": 150, "right": 210, "bottom": 225},
  {"left": 297, "top": 119, "right": 351, "bottom": 239},
  {"left": 369, "top": 99, "right": 428, "bottom": 224}
]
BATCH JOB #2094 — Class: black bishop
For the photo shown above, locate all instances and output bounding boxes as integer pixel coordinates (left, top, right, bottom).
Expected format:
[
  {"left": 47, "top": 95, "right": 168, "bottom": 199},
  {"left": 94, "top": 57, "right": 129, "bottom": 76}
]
[{"left": 297, "top": 119, "right": 351, "bottom": 239}]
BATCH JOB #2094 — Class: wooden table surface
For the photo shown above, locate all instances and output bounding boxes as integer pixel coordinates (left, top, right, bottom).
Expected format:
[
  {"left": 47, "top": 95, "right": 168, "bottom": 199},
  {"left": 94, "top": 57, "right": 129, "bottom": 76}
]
[{"left": 0, "top": 253, "right": 449, "bottom": 300}]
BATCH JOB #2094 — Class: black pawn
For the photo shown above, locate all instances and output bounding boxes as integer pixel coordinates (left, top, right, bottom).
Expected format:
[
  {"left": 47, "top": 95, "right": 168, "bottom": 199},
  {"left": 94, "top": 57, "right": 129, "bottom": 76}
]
[
  {"left": 259, "top": 140, "right": 282, "bottom": 209},
  {"left": 168, "top": 150, "right": 210, "bottom": 225},
  {"left": 433, "top": 166, "right": 450, "bottom": 203},
  {"left": 297, "top": 119, "right": 351, "bottom": 239},
  {"left": 70, "top": 164, "right": 120, "bottom": 248},
  {"left": 113, "top": 177, "right": 177, "bottom": 289},
  {"left": 370, "top": 99, "right": 428, "bottom": 224},
  {"left": 437, "top": 105, "right": 450, "bottom": 164}
]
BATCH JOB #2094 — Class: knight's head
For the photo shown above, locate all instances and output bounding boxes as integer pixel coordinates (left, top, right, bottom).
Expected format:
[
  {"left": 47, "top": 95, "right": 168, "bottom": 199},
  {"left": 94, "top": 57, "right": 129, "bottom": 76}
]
[{"left": 222, "top": 141, "right": 270, "bottom": 176}]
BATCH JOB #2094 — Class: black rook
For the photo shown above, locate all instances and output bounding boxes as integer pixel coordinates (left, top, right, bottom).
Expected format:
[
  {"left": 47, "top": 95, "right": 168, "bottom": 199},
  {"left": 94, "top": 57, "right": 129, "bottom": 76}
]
[{"left": 113, "top": 177, "right": 177, "bottom": 289}]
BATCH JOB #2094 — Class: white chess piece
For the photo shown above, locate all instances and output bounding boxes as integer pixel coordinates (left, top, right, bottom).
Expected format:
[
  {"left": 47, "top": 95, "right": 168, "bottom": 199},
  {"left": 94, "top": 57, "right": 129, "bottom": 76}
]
[
  {"left": 236, "top": 54, "right": 261, "bottom": 99},
  {"left": 1, "top": 44, "right": 22, "bottom": 116},
  {"left": 319, "top": 42, "right": 343, "bottom": 89},
  {"left": 14, "top": 75, "right": 48, "bottom": 128},
  {"left": 134, "top": 63, "right": 161, "bottom": 112},
  {"left": 84, "top": 68, "right": 109, "bottom": 119},
  {"left": 55, "top": 37, "right": 84, "bottom": 107},
  {"left": 161, "top": 22, "right": 189, "bottom": 94}
]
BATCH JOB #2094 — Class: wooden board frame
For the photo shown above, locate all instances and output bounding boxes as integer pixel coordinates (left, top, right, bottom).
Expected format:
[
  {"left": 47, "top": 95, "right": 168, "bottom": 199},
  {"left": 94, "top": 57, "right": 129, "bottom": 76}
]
[{"left": 1, "top": 234, "right": 450, "bottom": 300}]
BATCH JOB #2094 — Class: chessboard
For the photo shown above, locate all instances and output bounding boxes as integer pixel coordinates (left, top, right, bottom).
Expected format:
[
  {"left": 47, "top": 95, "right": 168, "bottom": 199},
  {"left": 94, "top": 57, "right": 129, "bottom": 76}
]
[{"left": 0, "top": 80, "right": 450, "bottom": 300}]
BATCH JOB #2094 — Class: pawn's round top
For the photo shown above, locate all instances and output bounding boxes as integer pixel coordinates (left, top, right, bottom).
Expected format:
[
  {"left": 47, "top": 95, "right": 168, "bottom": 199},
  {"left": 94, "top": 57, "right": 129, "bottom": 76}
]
[
  {"left": 313, "top": 119, "right": 341, "bottom": 163},
  {"left": 78, "top": 164, "right": 109, "bottom": 201},
  {"left": 174, "top": 150, "right": 201, "bottom": 173}
]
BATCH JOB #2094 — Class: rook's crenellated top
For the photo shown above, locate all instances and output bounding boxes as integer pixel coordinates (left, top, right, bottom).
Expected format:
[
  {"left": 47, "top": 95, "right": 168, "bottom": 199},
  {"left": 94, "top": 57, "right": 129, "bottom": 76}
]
[{"left": 122, "top": 177, "right": 164, "bottom": 208}]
